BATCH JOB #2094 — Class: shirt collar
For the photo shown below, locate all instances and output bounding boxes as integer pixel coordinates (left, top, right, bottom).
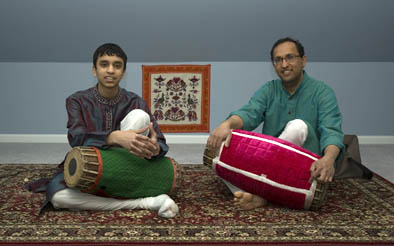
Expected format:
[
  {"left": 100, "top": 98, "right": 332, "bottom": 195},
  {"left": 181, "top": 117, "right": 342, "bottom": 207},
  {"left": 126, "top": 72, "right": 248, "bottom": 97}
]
[
  {"left": 295, "top": 71, "right": 309, "bottom": 93},
  {"left": 92, "top": 85, "right": 122, "bottom": 106},
  {"left": 283, "top": 70, "right": 309, "bottom": 96}
]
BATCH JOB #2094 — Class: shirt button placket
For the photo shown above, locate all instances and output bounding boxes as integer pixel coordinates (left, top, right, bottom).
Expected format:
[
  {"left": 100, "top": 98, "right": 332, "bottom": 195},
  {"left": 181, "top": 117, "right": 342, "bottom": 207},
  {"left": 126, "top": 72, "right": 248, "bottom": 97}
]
[
  {"left": 287, "top": 96, "right": 295, "bottom": 119},
  {"left": 105, "top": 109, "right": 113, "bottom": 131}
]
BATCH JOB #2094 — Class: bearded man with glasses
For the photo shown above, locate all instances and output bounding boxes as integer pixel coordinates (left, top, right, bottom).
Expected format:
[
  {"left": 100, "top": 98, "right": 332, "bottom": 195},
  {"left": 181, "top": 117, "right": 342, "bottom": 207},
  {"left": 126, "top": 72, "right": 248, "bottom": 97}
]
[{"left": 207, "top": 37, "right": 345, "bottom": 210}]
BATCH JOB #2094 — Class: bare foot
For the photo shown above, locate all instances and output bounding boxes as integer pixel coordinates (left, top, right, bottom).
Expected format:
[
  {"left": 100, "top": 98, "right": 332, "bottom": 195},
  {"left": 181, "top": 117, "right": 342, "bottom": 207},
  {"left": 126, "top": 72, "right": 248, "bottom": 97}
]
[
  {"left": 234, "top": 191, "right": 267, "bottom": 210},
  {"left": 158, "top": 197, "right": 179, "bottom": 218}
]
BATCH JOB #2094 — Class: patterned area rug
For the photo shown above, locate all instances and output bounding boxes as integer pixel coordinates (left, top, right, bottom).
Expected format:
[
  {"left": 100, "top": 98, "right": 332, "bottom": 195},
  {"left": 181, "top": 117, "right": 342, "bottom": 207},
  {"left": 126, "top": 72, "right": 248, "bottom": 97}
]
[{"left": 0, "top": 164, "right": 394, "bottom": 246}]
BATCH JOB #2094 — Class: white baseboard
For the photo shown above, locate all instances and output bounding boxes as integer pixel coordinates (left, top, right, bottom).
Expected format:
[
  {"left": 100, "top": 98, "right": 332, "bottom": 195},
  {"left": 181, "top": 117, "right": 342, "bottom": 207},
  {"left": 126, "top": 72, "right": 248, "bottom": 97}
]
[
  {"left": 357, "top": 136, "right": 394, "bottom": 145},
  {"left": 0, "top": 134, "right": 68, "bottom": 143},
  {"left": 0, "top": 134, "right": 393, "bottom": 145},
  {"left": 164, "top": 134, "right": 209, "bottom": 144}
]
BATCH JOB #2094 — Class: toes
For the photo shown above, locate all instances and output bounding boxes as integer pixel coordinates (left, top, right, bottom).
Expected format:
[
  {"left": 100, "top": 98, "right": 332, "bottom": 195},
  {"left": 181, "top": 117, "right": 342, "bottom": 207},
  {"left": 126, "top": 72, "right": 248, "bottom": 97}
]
[
  {"left": 158, "top": 198, "right": 179, "bottom": 218},
  {"left": 242, "top": 192, "right": 253, "bottom": 202},
  {"left": 233, "top": 192, "right": 266, "bottom": 210},
  {"left": 150, "top": 194, "right": 171, "bottom": 210},
  {"left": 233, "top": 191, "right": 243, "bottom": 198}
]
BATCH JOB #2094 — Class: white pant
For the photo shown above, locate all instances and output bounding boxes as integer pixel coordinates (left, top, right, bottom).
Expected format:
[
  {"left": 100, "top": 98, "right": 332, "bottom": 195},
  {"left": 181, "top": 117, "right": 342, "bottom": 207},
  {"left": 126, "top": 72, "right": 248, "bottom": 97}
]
[
  {"left": 51, "top": 109, "right": 179, "bottom": 218},
  {"left": 120, "top": 109, "right": 150, "bottom": 136},
  {"left": 224, "top": 119, "right": 308, "bottom": 194},
  {"left": 277, "top": 119, "right": 308, "bottom": 147}
]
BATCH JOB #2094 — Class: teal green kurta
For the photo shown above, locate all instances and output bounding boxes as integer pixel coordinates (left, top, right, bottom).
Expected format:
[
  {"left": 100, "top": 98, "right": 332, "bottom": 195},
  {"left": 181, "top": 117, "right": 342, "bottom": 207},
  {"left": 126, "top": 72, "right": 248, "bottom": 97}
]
[{"left": 229, "top": 72, "right": 344, "bottom": 156}]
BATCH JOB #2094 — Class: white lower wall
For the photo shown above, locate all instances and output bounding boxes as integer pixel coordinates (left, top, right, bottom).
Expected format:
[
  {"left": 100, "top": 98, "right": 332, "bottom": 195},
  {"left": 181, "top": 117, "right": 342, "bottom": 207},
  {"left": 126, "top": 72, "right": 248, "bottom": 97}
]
[{"left": 0, "top": 134, "right": 393, "bottom": 145}]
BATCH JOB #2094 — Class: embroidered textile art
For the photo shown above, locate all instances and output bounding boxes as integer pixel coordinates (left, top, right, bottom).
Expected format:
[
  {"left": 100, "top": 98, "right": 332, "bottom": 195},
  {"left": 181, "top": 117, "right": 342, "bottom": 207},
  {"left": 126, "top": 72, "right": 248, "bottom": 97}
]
[{"left": 142, "top": 65, "right": 210, "bottom": 132}]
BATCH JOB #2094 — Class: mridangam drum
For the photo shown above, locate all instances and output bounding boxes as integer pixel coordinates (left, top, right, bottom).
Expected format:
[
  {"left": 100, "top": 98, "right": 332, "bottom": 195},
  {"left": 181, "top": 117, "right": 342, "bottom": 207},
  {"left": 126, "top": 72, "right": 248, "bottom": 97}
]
[
  {"left": 64, "top": 146, "right": 180, "bottom": 199},
  {"left": 203, "top": 129, "right": 328, "bottom": 211}
]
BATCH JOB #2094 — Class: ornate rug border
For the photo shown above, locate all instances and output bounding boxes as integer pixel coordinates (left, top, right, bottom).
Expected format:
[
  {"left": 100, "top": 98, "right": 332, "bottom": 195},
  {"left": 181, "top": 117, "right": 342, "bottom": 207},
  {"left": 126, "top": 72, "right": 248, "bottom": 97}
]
[
  {"left": 1, "top": 242, "right": 394, "bottom": 246},
  {"left": 2, "top": 243, "right": 393, "bottom": 246},
  {"left": 1, "top": 224, "right": 393, "bottom": 244},
  {"left": 142, "top": 64, "right": 211, "bottom": 133}
]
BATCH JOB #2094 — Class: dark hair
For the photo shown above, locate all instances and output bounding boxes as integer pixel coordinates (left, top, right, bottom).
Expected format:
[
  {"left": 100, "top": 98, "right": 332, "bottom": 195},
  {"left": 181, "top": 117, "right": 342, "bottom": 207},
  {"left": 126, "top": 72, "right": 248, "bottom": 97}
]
[
  {"left": 93, "top": 43, "right": 128, "bottom": 70},
  {"left": 270, "top": 37, "right": 305, "bottom": 62}
]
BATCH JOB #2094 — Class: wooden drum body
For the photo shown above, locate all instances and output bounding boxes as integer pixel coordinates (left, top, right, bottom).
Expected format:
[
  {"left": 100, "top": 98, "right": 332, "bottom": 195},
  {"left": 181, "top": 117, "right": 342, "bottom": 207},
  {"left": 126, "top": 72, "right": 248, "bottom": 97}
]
[
  {"left": 204, "top": 129, "right": 328, "bottom": 210},
  {"left": 64, "top": 146, "right": 179, "bottom": 199}
]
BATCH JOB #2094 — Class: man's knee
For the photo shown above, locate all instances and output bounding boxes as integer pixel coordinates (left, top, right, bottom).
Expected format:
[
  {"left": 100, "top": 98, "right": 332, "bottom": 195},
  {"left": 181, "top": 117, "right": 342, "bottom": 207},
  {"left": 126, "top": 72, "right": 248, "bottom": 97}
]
[
  {"left": 120, "top": 109, "right": 150, "bottom": 135},
  {"left": 287, "top": 119, "right": 308, "bottom": 134},
  {"left": 279, "top": 119, "right": 308, "bottom": 146}
]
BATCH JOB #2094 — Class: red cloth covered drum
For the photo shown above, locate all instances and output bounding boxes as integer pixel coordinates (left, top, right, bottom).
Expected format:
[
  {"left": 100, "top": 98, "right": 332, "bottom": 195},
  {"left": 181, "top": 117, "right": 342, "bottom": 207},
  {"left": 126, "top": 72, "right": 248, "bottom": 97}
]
[{"left": 211, "top": 129, "right": 328, "bottom": 210}]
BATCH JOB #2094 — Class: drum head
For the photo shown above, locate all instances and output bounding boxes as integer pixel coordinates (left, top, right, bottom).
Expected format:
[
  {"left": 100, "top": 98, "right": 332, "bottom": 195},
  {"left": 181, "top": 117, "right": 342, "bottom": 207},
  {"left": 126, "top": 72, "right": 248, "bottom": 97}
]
[
  {"left": 309, "top": 181, "right": 329, "bottom": 210},
  {"left": 64, "top": 147, "right": 84, "bottom": 188}
]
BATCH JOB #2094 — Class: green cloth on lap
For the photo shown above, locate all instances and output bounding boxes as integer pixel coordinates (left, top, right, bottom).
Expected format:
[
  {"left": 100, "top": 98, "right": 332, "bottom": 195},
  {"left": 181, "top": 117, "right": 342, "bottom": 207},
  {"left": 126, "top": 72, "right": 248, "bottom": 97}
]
[{"left": 92, "top": 147, "right": 175, "bottom": 198}]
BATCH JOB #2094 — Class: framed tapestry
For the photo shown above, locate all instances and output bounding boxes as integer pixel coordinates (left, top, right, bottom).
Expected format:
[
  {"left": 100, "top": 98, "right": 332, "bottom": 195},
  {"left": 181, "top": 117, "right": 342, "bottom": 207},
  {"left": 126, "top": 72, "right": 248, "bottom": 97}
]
[{"left": 142, "top": 64, "right": 210, "bottom": 133}]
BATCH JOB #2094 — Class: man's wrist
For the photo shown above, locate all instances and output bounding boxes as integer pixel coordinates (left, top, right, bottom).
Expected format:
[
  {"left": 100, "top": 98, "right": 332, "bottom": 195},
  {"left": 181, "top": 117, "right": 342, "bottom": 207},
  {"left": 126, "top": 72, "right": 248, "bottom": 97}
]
[
  {"left": 151, "top": 142, "right": 161, "bottom": 157},
  {"left": 227, "top": 115, "right": 243, "bottom": 129},
  {"left": 155, "top": 144, "right": 161, "bottom": 155},
  {"left": 322, "top": 154, "right": 335, "bottom": 162},
  {"left": 323, "top": 145, "right": 340, "bottom": 162},
  {"left": 220, "top": 120, "right": 231, "bottom": 130},
  {"left": 107, "top": 130, "right": 120, "bottom": 145}
]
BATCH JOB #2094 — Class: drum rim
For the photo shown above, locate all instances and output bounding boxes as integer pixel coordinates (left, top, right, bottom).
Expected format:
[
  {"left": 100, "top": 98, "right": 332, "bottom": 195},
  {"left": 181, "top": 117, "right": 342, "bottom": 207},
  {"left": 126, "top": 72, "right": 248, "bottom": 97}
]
[
  {"left": 86, "top": 147, "right": 103, "bottom": 192},
  {"left": 169, "top": 158, "right": 178, "bottom": 194},
  {"left": 64, "top": 147, "right": 84, "bottom": 187},
  {"left": 64, "top": 146, "right": 102, "bottom": 191}
]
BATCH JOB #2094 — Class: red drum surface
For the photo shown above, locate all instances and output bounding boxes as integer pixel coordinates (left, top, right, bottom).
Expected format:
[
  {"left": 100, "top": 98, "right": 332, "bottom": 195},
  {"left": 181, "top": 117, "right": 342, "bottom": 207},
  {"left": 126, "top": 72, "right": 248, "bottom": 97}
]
[{"left": 213, "top": 129, "right": 321, "bottom": 209}]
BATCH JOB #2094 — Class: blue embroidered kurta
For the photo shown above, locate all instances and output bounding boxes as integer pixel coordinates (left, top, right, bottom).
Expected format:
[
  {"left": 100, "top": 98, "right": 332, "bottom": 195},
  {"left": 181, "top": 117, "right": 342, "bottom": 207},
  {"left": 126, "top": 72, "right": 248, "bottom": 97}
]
[{"left": 66, "top": 86, "right": 168, "bottom": 154}]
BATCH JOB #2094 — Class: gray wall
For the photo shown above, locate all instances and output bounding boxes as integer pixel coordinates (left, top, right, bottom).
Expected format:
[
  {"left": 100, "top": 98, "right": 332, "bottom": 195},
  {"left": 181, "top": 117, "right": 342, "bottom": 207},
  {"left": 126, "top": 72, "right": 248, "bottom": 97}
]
[
  {"left": 1, "top": 0, "right": 394, "bottom": 62},
  {"left": 1, "top": 62, "right": 393, "bottom": 136},
  {"left": 0, "top": 0, "right": 393, "bottom": 136}
]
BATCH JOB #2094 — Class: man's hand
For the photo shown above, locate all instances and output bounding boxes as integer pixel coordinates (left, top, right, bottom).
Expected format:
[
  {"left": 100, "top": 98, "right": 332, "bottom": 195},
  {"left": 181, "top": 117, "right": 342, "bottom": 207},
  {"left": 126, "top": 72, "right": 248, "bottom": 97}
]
[
  {"left": 107, "top": 123, "right": 160, "bottom": 159},
  {"left": 309, "top": 145, "right": 340, "bottom": 183},
  {"left": 207, "top": 115, "right": 244, "bottom": 152},
  {"left": 207, "top": 121, "right": 232, "bottom": 151},
  {"left": 129, "top": 123, "right": 160, "bottom": 159},
  {"left": 309, "top": 157, "right": 335, "bottom": 183}
]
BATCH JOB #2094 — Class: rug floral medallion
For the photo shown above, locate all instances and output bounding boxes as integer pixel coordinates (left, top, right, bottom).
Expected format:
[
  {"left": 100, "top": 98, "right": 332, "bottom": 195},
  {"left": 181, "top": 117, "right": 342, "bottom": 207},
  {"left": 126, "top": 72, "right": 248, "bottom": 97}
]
[
  {"left": 0, "top": 164, "right": 394, "bottom": 245},
  {"left": 142, "top": 65, "right": 210, "bottom": 133}
]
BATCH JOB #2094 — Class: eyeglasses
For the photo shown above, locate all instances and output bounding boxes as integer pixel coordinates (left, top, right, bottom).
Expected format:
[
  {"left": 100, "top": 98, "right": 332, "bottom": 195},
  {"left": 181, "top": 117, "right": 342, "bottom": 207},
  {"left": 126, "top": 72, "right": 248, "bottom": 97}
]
[{"left": 273, "top": 54, "right": 301, "bottom": 65}]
